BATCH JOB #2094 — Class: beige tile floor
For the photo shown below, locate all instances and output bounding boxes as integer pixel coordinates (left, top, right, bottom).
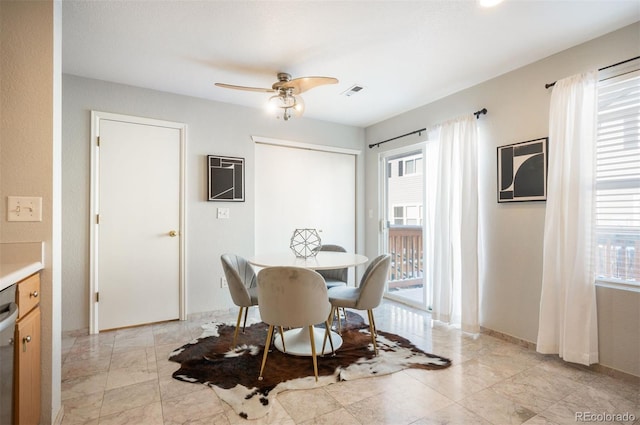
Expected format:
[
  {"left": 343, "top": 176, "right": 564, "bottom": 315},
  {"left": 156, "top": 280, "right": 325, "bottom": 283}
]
[{"left": 61, "top": 301, "right": 639, "bottom": 425}]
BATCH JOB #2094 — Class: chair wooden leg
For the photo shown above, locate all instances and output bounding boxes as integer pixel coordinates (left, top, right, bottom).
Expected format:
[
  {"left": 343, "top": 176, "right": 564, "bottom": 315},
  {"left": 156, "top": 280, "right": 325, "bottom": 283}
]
[
  {"left": 258, "top": 325, "right": 274, "bottom": 381},
  {"left": 232, "top": 307, "right": 244, "bottom": 348},
  {"left": 322, "top": 307, "right": 333, "bottom": 354},
  {"left": 278, "top": 326, "right": 286, "bottom": 352},
  {"left": 327, "top": 307, "right": 336, "bottom": 328},
  {"left": 324, "top": 319, "right": 335, "bottom": 355},
  {"left": 368, "top": 309, "right": 377, "bottom": 336},
  {"left": 242, "top": 306, "right": 249, "bottom": 332},
  {"left": 308, "top": 326, "right": 319, "bottom": 382},
  {"left": 367, "top": 309, "right": 378, "bottom": 355}
]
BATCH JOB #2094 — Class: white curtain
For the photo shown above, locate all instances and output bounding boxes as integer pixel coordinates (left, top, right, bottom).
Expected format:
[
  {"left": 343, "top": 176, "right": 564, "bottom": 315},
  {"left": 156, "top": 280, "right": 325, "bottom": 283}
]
[
  {"left": 430, "top": 115, "right": 479, "bottom": 333},
  {"left": 537, "top": 71, "right": 599, "bottom": 365}
]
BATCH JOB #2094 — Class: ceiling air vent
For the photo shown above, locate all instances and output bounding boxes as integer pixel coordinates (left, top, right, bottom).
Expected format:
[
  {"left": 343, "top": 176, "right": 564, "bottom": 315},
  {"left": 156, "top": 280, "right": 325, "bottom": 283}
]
[{"left": 342, "top": 85, "right": 364, "bottom": 97}]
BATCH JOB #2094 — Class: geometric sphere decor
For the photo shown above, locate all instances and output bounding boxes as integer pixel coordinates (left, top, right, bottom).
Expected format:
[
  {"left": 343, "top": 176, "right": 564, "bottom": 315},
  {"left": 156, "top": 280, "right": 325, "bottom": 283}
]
[{"left": 289, "top": 228, "right": 322, "bottom": 258}]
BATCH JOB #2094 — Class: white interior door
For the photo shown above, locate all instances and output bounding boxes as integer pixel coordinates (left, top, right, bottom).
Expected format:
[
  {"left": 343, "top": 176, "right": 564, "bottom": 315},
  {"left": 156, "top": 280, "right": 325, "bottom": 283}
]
[
  {"left": 91, "top": 113, "right": 185, "bottom": 332},
  {"left": 255, "top": 140, "right": 357, "bottom": 280}
]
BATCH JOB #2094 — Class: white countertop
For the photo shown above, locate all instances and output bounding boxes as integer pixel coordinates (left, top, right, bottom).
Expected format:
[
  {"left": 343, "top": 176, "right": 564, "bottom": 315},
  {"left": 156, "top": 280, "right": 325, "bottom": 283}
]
[{"left": 0, "top": 242, "right": 44, "bottom": 292}]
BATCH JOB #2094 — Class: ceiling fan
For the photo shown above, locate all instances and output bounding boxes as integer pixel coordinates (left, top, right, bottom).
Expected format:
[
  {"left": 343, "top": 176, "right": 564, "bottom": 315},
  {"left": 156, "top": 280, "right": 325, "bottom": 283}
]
[{"left": 215, "top": 72, "right": 338, "bottom": 121}]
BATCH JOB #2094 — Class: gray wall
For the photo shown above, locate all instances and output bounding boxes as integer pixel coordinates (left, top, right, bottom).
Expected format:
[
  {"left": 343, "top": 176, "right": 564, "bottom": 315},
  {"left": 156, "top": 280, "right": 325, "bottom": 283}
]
[
  {"left": 63, "top": 23, "right": 640, "bottom": 377},
  {"left": 364, "top": 23, "right": 640, "bottom": 377},
  {"left": 62, "top": 75, "right": 365, "bottom": 331}
]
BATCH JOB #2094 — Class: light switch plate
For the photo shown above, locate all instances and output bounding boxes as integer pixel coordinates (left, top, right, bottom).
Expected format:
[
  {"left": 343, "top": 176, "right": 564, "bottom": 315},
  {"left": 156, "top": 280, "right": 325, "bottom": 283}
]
[
  {"left": 7, "top": 196, "right": 42, "bottom": 222},
  {"left": 217, "top": 207, "right": 230, "bottom": 219}
]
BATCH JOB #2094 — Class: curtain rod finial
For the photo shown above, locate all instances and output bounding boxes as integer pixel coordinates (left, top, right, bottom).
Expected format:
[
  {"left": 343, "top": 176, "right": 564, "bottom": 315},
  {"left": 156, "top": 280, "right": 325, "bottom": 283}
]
[{"left": 474, "top": 108, "right": 487, "bottom": 119}]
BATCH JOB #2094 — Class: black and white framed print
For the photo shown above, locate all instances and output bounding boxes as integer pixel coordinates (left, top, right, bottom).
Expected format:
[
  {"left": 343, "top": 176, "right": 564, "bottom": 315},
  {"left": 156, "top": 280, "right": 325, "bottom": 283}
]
[
  {"left": 497, "top": 137, "right": 548, "bottom": 203},
  {"left": 207, "top": 155, "right": 245, "bottom": 202}
]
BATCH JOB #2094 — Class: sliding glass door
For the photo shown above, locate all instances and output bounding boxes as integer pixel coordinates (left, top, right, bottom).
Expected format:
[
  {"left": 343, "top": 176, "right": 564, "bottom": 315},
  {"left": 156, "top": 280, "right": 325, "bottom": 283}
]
[{"left": 380, "top": 144, "right": 430, "bottom": 310}]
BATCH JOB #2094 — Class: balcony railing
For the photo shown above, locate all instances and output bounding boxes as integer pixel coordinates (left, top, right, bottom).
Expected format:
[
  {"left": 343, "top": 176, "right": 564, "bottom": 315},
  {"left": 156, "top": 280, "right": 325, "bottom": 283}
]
[
  {"left": 386, "top": 227, "right": 639, "bottom": 291},
  {"left": 387, "top": 225, "right": 423, "bottom": 290},
  {"left": 595, "top": 231, "right": 639, "bottom": 282}
]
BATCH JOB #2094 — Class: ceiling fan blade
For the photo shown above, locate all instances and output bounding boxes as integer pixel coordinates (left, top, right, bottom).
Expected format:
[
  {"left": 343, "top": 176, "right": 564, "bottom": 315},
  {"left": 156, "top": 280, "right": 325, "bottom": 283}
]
[
  {"left": 215, "top": 83, "right": 276, "bottom": 93},
  {"left": 279, "top": 76, "right": 339, "bottom": 94}
]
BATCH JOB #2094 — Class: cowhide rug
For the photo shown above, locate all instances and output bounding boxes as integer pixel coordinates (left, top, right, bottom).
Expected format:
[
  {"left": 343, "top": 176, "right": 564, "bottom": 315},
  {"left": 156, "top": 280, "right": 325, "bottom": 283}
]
[{"left": 169, "top": 311, "right": 451, "bottom": 420}]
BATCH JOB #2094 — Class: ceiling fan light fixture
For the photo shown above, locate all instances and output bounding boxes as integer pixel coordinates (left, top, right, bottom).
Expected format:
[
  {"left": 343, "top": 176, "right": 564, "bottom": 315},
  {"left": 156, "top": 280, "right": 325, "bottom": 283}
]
[
  {"left": 216, "top": 72, "right": 337, "bottom": 122},
  {"left": 292, "top": 95, "right": 305, "bottom": 115},
  {"left": 268, "top": 90, "right": 305, "bottom": 120}
]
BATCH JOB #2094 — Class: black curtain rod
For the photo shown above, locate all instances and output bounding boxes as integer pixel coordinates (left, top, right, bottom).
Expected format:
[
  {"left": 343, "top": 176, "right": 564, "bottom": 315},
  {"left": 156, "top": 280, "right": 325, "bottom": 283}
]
[
  {"left": 368, "top": 128, "right": 426, "bottom": 149},
  {"left": 545, "top": 55, "right": 640, "bottom": 89},
  {"left": 368, "top": 107, "right": 488, "bottom": 149}
]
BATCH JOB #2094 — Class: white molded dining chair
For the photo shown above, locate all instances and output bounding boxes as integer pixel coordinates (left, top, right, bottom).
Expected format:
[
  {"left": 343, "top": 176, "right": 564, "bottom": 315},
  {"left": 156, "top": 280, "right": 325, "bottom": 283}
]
[
  {"left": 316, "top": 244, "right": 349, "bottom": 288},
  {"left": 257, "top": 266, "right": 334, "bottom": 381},
  {"left": 324, "top": 254, "right": 391, "bottom": 355},
  {"left": 220, "top": 253, "right": 258, "bottom": 348}
]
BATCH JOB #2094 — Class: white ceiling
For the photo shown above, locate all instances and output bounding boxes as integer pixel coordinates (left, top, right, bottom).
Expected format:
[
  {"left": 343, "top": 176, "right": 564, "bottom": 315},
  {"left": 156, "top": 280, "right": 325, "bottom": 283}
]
[{"left": 62, "top": 0, "right": 640, "bottom": 127}]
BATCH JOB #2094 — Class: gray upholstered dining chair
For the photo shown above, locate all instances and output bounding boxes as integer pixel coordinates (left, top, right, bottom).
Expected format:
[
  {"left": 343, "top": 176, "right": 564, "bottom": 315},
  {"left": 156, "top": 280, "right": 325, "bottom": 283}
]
[
  {"left": 317, "top": 244, "right": 349, "bottom": 288},
  {"left": 220, "top": 253, "right": 259, "bottom": 348},
  {"left": 324, "top": 254, "right": 391, "bottom": 356},
  {"left": 257, "top": 266, "right": 334, "bottom": 382}
]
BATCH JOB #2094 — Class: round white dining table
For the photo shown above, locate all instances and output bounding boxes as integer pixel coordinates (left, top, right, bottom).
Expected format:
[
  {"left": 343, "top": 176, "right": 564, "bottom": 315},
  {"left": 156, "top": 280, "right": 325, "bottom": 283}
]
[
  {"left": 247, "top": 251, "right": 369, "bottom": 356},
  {"left": 247, "top": 251, "right": 368, "bottom": 270}
]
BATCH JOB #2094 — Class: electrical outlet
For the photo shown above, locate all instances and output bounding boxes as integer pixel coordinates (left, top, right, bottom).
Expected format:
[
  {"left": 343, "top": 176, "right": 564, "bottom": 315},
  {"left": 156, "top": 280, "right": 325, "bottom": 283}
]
[
  {"left": 220, "top": 277, "right": 228, "bottom": 288},
  {"left": 217, "top": 207, "right": 230, "bottom": 219}
]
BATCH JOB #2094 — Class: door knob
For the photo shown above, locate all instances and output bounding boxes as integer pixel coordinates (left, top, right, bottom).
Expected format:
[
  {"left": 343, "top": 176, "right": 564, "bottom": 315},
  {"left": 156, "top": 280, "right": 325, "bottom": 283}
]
[{"left": 168, "top": 230, "right": 178, "bottom": 237}]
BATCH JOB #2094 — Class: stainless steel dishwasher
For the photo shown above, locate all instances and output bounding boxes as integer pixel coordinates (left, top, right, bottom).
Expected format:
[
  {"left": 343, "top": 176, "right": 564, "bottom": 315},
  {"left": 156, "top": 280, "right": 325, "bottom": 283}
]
[{"left": 0, "top": 285, "right": 18, "bottom": 425}]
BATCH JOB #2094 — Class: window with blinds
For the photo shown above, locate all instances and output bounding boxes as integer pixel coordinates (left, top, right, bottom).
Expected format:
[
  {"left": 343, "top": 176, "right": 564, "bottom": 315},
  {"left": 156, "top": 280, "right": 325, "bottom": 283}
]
[{"left": 595, "top": 59, "right": 640, "bottom": 287}]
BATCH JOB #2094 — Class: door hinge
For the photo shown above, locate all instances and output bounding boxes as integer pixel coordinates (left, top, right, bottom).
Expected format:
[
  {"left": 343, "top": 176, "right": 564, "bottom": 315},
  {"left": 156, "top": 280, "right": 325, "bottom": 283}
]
[
  {"left": 97, "top": 136, "right": 100, "bottom": 147},
  {"left": 96, "top": 292, "right": 99, "bottom": 302}
]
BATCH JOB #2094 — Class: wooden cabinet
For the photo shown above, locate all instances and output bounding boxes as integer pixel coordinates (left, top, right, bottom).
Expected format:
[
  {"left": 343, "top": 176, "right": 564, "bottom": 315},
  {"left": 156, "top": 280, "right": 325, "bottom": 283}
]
[{"left": 14, "top": 273, "right": 41, "bottom": 425}]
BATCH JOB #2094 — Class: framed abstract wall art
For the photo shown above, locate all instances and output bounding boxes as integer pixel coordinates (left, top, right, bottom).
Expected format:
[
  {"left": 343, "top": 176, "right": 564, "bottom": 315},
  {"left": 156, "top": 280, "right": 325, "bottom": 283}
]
[
  {"left": 497, "top": 137, "right": 548, "bottom": 203},
  {"left": 207, "top": 155, "right": 245, "bottom": 202}
]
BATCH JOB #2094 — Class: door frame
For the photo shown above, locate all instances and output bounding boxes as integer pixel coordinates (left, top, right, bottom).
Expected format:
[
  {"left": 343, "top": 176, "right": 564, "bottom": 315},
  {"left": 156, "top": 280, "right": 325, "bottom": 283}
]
[
  {"left": 89, "top": 111, "right": 187, "bottom": 334},
  {"left": 378, "top": 142, "right": 429, "bottom": 310}
]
